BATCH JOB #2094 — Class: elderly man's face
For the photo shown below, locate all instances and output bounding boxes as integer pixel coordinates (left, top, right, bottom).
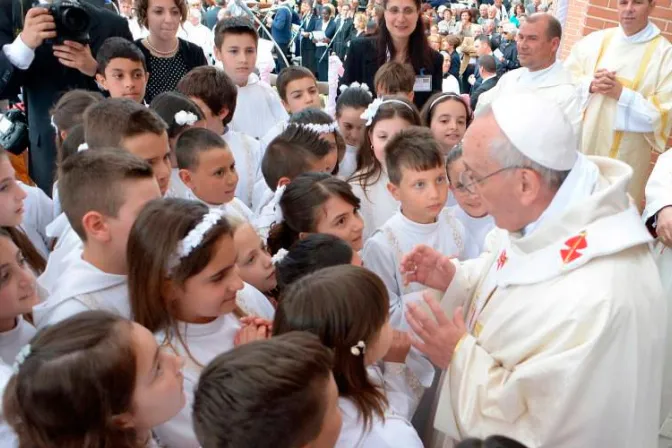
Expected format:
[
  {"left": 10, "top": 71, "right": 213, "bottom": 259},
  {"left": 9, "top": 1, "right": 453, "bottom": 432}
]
[
  {"left": 488, "top": 7, "right": 497, "bottom": 18},
  {"left": 462, "top": 114, "right": 528, "bottom": 232},
  {"left": 479, "top": 4, "right": 488, "bottom": 16}
]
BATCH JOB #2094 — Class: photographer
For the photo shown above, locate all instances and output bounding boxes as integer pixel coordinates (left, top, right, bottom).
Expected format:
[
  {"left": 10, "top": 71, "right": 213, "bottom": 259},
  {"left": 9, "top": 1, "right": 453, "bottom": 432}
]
[{"left": 0, "top": 0, "right": 132, "bottom": 194}]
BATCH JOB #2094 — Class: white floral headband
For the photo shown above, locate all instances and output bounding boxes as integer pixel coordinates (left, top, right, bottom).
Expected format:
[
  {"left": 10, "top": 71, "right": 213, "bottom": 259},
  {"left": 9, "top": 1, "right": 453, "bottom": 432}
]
[
  {"left": 174, "top": 110, "right": 199, "bottom": 126},
  {"left": 350, "top": 340, "right": 366, "bottom": 356},
  {"left": 298, "top": 122, "right": 339, "bottom": 134},
  {"left": 360, "top": 98, "right": 415, "bottom": 126},
  {"left": 338, "top": 81, "right": 373, "bottom": 97},
  {"left": 78, "top": 143, "right": 89, "bottom": 152},
  {"left": 166, "top": 208, "right": 226, "bottom": 274},
  {"left": 13, "top": 344, "right": 31, "bottom": 373},
  {"left": 271, "top": 248, "right": 288, "bottom": 265}
]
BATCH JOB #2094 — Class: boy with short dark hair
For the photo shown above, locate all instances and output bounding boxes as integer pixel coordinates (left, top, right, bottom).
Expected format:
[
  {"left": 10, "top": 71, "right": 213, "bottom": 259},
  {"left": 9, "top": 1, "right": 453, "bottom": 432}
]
[
  {"left": 175, "top": 127, "right": 256, "bottom": 223},
  {"left": 193, "top": 332, "right": 342, "bottom": 448},
  {"left": 362, "top": 127, "right": 476, "bottom": 328},
  {"left": 177, "top": 66, "right": 262, "bottom": 207},
  {"left": 95, "top": 37, "right": 149, "bottom": 104},
  {"left": 214, "top": 17, "right": 288, "bottom": 139},
  {"left": 374, "top": 61, "right": 416, "bottom": 102},
  {"left": 33, "top": 149, "right": 161, "bottom": 328}
]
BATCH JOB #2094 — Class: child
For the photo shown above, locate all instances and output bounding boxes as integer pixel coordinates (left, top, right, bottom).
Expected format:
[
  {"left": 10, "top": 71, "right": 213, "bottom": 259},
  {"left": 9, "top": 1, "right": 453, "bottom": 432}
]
[
  {"left": 230, "top": 217, "right": 278, "bottom": 304},
  {"left": 177, "top": 66, "right": 264, "bottom": 208},
  {"left": 276, "top": 233, "right": 362, "bottom": 294},
  {"left": 175, "top": 127, "right": 256, "bottom": 223},
  {"left": 214, "top": 17, "right": 288, "bottom": 139},
  {"left": 253, "top": 125, "right": 337, "bottom": 236},
  {"left": 267, "top": 172, "right": 364, "bottom": 255},
  {"left": 374, "top": 61, "right": 416, "bottom": 102},
  {"left": 149, "top": 91, "right": 206, "bottom": 199},
  {"left": 4, "top": 311, "right": 185, "bottom": 448},
  {"left": 420, "top": 92, "right": 471, "bottom": 156},
  {"left": 50, "top": 89, "right": 104, "bottom": 215},
  {"left": 0, "top": 150, "right": 49, "bottom": 268},
  {"left": 127, "top": 198, "right": 273, "bottom": 447},
  {"left": 349, "top": 97, "right": 421, "bottom": 241},
  {"left": 288, "top": 108, "right": 344, "bottom": 175},
  {"left": 273, "top": 265, "right": 425, "bottom": 447},
  {"left": 193, "top": 332, "right": 342, "bottom": 448},
  {"left": 95, "top": 36, "right": 149, "bottom": 104},
  {"left": 336, "top": 82, "right": 374, "bottom": 179},
  {"left": 260, "top": 66, "right": 323, "bottom": 150},
  {"left": 0, "top": 229, "right": 38, "bottom": 365},
  {"left": 362, "top": 127, "right": 476, "bottom": 329},
  {"left": 446, "top": 145, "right": 495, "bottom": 253},
  {"left": 33, "top": 149, "right": 161, "bottom": 328},
  {"left": 0, "top": 360, "right": 16, "bottom": 446}
]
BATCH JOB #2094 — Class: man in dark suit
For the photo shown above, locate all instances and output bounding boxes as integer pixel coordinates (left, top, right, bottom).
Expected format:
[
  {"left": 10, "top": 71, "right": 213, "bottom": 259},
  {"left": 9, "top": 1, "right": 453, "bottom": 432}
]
[
  {"left": 330, "top": 3, "right": 353, "bottom": 61},
  {"left": 203, "top": 0, "right": 224, "bottom": 29},
  {"left": 470, "top": 54, "right": 498, "bottom": 111},
  {"left": 0, "top": 0, "right": 132, "bottom": 193},
  {"left": 271, "top": 0, "right": 300, "bottom": 72},
  {"left": 471, "top": 34, "right": 503, "bottom": 89},
  {"left": 497, "top": 22, "right": 519, "bottom": 74}
]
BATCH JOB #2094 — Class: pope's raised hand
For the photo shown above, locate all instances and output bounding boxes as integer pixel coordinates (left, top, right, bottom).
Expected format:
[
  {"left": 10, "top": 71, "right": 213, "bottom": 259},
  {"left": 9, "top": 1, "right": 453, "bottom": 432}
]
[{"left": 400, "top": 244, "right": 456, "bottom": 292}]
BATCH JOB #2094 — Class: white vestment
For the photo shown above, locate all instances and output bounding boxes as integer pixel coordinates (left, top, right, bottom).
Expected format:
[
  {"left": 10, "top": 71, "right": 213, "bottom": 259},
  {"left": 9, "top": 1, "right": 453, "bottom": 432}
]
[
  {"left": 39, "top": 214, "right": 82, "bottom": 297},
  {"left": 350, "top": 171, "right": 399, "bottom": 242},
  {"left": 432, "top": 156, "right": 665, "bottom": 448},
  {"left": 20, "top": 182, "right": 53, "bottom": 258},
  {"left": 230, "top": 73, "right": 289, "bottom": 139},
  {"left": 564, "top": 23, "right": 672, "bottom": 207},
  {"left": 0, "top": 316, "right": 36, "bottom": 366},
  {"left": 166, "top": 168, "right": 191, "bottom": 199},
  {"left": 336, "top": 362, "right": 425, "bottom": 448},
  {"left": 223, "top": 129, "right": 263, "bottom": 208},
  {"left": 476, "top": 61, "right": 582, "bottom": 141},
  {"left": 154, "top": 313, "right": 241, "bottom": 448},
  {"left": 0, "top": 361, "right": 17, "bottom": 447},
  {"left": 339, "top": 144, "right": 358, "bottom": 180},
  {"left": 452, "top": 206, "right": 496, "bottom": 255},
  {"left": 363, "top": 208, "right": 476, "bottom": 330},
  {"left": 236, "top": 282, "right": 275, "bottom": 320},
  {"left": 187, "top": 191, "right": 257, "bottom": 224},
  {"left": 33, "top": 249, "right": 130, "bottom": 329},
  {"left": 259, "top": 120, "right": 286, "bottom": 155}
]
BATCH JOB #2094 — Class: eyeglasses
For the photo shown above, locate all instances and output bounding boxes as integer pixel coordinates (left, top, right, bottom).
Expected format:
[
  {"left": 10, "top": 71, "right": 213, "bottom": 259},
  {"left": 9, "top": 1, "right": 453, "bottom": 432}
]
[
  {"left": 385, "top": 6, "right": 418, "bottom": 16},
  {"left": 459, "top": 166, "right": 522, "bottom": 194}
]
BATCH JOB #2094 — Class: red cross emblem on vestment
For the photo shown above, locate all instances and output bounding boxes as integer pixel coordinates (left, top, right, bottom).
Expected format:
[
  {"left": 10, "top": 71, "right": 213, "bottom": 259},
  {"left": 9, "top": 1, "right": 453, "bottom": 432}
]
[
  {"left": 561, "top": 231, "right": 588, "bottom": 264},
  {"left": 496, "top": 250, "right": 508, "bottom": 270}
]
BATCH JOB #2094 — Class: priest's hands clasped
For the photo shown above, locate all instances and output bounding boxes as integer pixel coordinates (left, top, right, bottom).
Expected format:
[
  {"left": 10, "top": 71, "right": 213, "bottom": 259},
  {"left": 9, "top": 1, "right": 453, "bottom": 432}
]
[
  {"left": 400, "top": 244, "right": 457, "bottom": 291},
  {"left": 406, "top": 294, "right": 467, "bottom": 370},
  {"left": 590, "top": 69, "right": 624, "bottom": 100}
]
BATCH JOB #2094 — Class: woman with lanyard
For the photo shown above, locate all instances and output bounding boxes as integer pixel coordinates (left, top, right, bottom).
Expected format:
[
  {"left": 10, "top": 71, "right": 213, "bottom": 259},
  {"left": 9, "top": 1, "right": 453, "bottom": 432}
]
[{"left": 339, "top": 0, "right": 442, "bottom": 109}]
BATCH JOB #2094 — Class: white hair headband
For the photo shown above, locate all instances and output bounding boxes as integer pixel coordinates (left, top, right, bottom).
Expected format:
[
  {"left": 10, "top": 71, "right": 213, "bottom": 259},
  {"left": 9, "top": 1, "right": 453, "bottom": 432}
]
[
  {"left": 360, "top": 98, "right": 415, "bottom": 126},
  {"left": 166, "top": 208, "right": 226, "bottom": 274},
  {"left": 78, "top": 143, "right": 89, "bottom": 152},
  {"left": 338, "top": 81, "right": 373, "bottom": 97},
  {"left": 298, "top": 122, "right": 339, "bottom": 134},
  {"left": 174, "top": 110, "right": 199, "bottom": 126},
  {"left": 271, "top": 248, "right": 289, "bottom": 265},
  {"left": 428, "top": 93, "right": 463, "bottom": 113}
]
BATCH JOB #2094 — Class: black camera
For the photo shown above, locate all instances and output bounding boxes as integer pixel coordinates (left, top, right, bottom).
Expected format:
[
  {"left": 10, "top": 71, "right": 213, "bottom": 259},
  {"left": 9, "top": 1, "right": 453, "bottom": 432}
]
[
  {"left": 45, "top": 0, "right": 91, "bottom": 44},
  {"left": 0, "top": 109, "right": 29, "bottom": 156}
]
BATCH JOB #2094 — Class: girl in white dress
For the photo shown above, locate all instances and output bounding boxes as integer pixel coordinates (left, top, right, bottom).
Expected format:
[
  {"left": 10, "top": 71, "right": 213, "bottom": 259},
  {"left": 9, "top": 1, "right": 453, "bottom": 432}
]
[
  {"left": 0, "top": 230, "right": 38, "bottom": 366},
  {"left": 335, "top": 83, "right": 374, "bottom": 180},
  {"left": 3, "top": 311, "right": 185, "bottom": 448},
  {"left": 420, "top": 92, "right": 472, "bottom": 158},
  {"left": 127, "top": 198, "right": 273, "bottom": 447},
  {"left": 267, "top": 172, "right": 364, "bottom": 256},
  {"left": 273, "top": 265, "right": 425, "bottom": 448},
  {"left": 348, "top": 98, "right": 422, "bottom": 241}
]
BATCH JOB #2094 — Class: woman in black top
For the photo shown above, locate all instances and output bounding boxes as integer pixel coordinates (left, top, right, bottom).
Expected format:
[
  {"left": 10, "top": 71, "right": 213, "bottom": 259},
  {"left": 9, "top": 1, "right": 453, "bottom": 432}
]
[
  {"left": 340, "top": 0, "right": 442, "bottom": 109},
  {"left": 133, "top": 0, "right": 208, "bottom": 103}
]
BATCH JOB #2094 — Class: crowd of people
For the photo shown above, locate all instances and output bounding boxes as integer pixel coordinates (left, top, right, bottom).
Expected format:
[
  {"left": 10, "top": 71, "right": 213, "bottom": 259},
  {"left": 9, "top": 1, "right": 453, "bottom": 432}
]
[{"left": 0, "top": 0, "right": 671, "bottom": 446}]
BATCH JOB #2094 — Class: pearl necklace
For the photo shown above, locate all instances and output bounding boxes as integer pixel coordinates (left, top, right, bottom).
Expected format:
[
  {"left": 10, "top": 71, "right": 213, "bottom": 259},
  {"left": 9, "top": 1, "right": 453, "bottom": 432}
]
[{"left": 145, "top": 37, "right": 179, "bottom": 57}]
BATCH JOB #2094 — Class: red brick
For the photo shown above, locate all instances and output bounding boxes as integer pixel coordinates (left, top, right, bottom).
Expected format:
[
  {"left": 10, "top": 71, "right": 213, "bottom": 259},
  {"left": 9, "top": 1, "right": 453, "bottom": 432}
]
[
  {"left": 654, "top": 7, "right": 672, "bottom": 21},
  {"left": 651, "top": 17, "right": 668, "bottom": 29},
  {"left": 586, "top": 5, "right": 620, "bottom": 21},
  {"left": 585, "top": 16, "right": 607, "bottom": 28}
]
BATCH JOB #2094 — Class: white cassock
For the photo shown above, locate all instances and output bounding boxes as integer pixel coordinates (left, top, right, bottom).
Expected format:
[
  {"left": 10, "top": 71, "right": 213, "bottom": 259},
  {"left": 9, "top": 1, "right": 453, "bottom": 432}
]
[
  {"left": 186, "top": 190, "right": 257, "bottom": 224},
  {"left": 350, "top": 171, "right": 399, "bottom": 242},
  {"left": 230, "top": 73, "right": 289, "bottom": 139},
  {"left": 564, "top": 22, "right": 672, "bottom": 207},
  {"left": 182, "top": 21, "right": 215, "bottom": 64},
  {"left": 431, "top": 156, "right": 665, "bottom": 448},
  {"left": 33, "top": 248, "right": 130, "bottom": 329},
  {"left": 223, "top": 129, "right": 263, "bottom": 208},
  {"left": 642, "top": 149, "right": 672, "bottom": 448},
  {"left": 154, "top": 313, "right": 241, "bottom": 448},
  {"left": 236, "top": 282, "right": 276, "bottom": 320},
  {"left": 38, "top": 214, "right": 82, "bottom": 298},
  {"left": 20, "top": 182, "right": 53, "bottom": 258},
  {"left": 475, "top": 60, "right": 582, "bottom": 140},
  {"left": 259, "top": 120, "right": 286, "bottom": 155},
  {"left": 0, "top": 316, "right": 36, "bottom": 366},
  {"left": 338, "top": 144, "right": 358, "bottom": 180},
  {"left": 0, "top": 361, "right": 17, "bottom": 447},
  {"left": 336, "top": 362, "right": 425, "bottom": 448},
  {"left": 166, "top": 168, "right": 191, "bottom": 199},
  {"left": 362, "top": 208, "right": 476, "bottom": 330},
  {"left": 452, "top": 206, "right": 496, "bottom": 255}
]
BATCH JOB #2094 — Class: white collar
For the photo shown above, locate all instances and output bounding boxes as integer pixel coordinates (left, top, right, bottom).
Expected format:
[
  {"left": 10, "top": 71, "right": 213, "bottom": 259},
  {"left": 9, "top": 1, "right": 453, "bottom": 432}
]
[
  {"left": 395, "top": 208, "right": 442, "bottom": 234},
  {"left": 482, "top": 73, "right": 497, "bottom": 81},
  {"left": 518, "top": 59, "right": 560, "bottom": 84},
  {"left": 618, "top": 21, "right": 660, "bottom": 44}
]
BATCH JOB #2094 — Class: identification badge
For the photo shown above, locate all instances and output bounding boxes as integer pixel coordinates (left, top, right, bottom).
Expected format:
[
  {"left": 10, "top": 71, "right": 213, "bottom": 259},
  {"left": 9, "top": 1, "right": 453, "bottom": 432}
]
[{"left": 414, "top": 75, "right": 432, "bottom": 92}]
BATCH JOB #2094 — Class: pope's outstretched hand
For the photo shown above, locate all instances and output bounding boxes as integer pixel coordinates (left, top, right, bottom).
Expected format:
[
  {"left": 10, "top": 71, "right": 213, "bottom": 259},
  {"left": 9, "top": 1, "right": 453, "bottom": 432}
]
[{"left": 401, "top": 244, "right": 457, "bottom": 292}]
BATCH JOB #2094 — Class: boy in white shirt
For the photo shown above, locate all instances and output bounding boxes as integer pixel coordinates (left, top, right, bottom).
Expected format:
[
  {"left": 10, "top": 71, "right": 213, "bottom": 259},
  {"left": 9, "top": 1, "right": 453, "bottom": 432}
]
[
  {"left": 260, "top": 66, "right": 323, "bottom": 151},
  {"left": 33, "top": 149, "right": 161, "bottom": 328},
  {"left": 176, "top": 127, "right": 256, "bottom": 222},
  {"left": 214, "top": 17, "right": 288, "bottom": 139},
  {"left": 362, "top": 127, "right": 476, "bottom": 329},
  {"left": 177, "top": 66, "right": 262, "bottom": 208}
]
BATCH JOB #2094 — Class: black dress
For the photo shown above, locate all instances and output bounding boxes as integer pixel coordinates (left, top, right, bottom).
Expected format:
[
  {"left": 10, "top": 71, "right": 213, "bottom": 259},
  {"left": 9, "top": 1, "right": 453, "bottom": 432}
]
[{"left": 135, "top": 38, "right": 208, "bottom": 103}]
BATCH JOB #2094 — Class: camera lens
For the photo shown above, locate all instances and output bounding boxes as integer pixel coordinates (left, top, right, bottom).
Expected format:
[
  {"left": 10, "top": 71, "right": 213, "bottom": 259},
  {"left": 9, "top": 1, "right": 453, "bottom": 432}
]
[{"left": 62, "top": 6, "right": 90, "bottom": 33}]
